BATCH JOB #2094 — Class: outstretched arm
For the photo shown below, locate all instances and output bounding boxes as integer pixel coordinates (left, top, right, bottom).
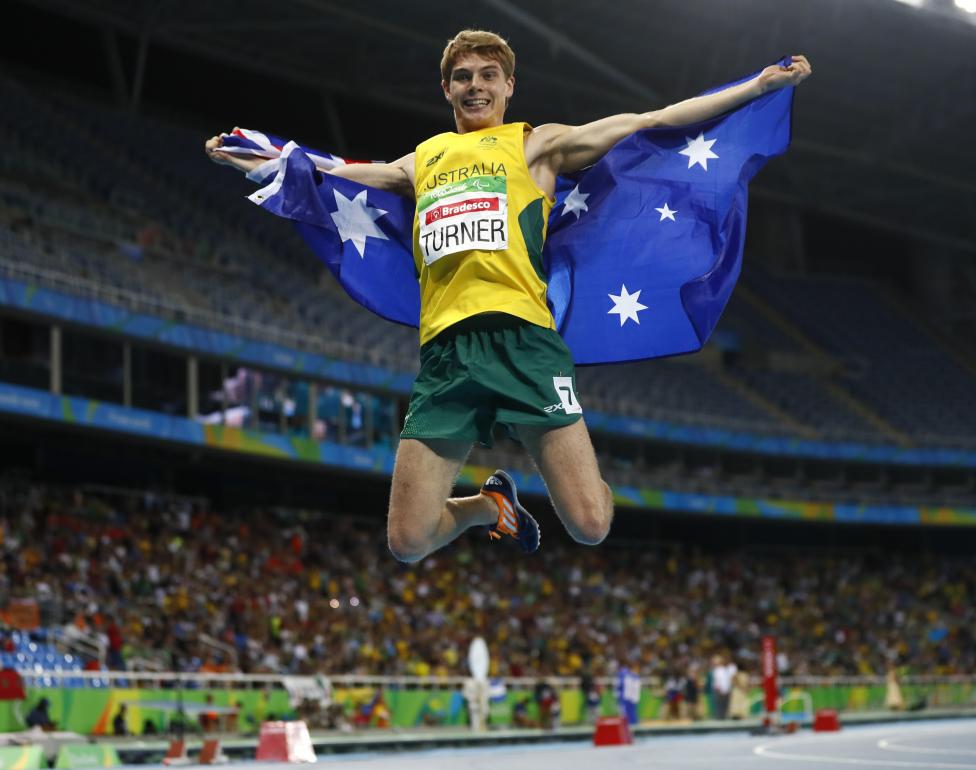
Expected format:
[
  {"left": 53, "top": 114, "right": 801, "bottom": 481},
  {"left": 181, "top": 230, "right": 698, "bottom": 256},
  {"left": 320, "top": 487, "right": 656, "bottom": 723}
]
[
  {"left": 527, "top": 56, "right": 811, "bottom": 179},
  {"left": 327, "top": 155, "right": 415, "bottom": 199},
  {"left": 205, "top": 131, "right": 416, "bottom": 199}
]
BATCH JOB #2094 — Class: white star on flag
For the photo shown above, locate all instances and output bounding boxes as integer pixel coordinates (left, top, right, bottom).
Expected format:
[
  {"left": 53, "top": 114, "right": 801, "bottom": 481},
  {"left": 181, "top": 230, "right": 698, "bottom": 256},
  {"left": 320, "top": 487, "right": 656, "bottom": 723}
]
[
  {"left": 330, "top": 189, "right": 388, "bottom": 258},
  {"left": 608, "top": 284, "right": 648, "bottom": 326},
  {"left": 561, "top": 185, "right": 590, "bottom": 219},
  {"left": 655, "top": 202, "right": 677, "bottom": 222},
  {"left": 679, "top": 131, "right": 719, "bottom": 171}
]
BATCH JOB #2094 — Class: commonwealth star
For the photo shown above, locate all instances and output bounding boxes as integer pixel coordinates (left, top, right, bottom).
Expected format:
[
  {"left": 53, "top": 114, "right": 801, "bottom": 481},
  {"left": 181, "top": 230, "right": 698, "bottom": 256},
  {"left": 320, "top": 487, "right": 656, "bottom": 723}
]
[
  {"left": 608, "top": 284, "right": 649, "bottom": 326},
  {"left": 679, "top": 132, "right": 719, "bottom": 171}
]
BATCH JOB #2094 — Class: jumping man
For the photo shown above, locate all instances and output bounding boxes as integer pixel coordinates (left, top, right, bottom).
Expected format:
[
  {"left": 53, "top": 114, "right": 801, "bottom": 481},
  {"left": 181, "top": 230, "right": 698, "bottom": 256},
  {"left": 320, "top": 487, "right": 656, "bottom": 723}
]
[{"left": 206, "top": 30, "right": 812, "bottom": 562}]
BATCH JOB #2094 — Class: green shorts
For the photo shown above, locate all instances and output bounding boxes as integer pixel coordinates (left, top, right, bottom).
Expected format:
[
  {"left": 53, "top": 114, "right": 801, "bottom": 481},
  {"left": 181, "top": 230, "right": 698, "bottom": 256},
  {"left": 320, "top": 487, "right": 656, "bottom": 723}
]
[{"left": 400, "top": 313, "right": 583, "bottom": 447}]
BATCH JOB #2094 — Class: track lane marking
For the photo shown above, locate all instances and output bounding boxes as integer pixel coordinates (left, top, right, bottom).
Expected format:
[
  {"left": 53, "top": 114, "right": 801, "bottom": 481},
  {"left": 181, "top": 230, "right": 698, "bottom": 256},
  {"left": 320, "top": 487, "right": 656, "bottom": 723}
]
[
  {"left": 878, "top": 736, "right": 976, "bottom": 757},
  {"left": 754, "top": 742, "right": 976, "bottom": 768}
]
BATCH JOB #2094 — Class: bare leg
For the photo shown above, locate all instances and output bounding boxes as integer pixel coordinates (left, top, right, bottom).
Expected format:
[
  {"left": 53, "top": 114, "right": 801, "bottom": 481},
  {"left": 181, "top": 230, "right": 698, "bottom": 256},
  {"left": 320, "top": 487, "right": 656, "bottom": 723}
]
[
  {"left": 387, "top": 437, "right": 498, "bottom": 562},
  {"left": 520, "top": 419, "right": 613, "bottom": 545}
]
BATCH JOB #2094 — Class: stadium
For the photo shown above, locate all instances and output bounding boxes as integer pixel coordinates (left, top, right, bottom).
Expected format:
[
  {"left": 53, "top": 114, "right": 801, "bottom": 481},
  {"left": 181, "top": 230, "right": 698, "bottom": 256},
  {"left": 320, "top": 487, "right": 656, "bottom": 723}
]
[{"left": 1, "top": 1, "right": 975, "bottom": 769}]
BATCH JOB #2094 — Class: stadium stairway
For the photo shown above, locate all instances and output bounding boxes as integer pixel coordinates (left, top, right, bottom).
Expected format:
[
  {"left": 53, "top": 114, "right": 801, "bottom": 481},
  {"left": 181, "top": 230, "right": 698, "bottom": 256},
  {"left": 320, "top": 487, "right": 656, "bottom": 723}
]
[
  {"left": 735, "top": 284, "right": 835, "bottom": 360},
  {"left": 735, "top": 283, "right": 910, "bottom": 445},
  {"left": 875, "top": 283, "right": 976, "bottom": 383},
  {"left": 710, "top": 367, "right": 816, "bottom": 439},
  {"left": 820, "top": 377, "right": 911, "bottom": 447}
]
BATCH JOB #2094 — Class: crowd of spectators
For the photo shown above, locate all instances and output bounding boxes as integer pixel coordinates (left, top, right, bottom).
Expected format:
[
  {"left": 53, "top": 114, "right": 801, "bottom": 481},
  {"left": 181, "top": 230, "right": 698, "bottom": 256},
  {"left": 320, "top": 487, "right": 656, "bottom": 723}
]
[{"left": 0, "top": 482, "right": 972, "bottom": 682}]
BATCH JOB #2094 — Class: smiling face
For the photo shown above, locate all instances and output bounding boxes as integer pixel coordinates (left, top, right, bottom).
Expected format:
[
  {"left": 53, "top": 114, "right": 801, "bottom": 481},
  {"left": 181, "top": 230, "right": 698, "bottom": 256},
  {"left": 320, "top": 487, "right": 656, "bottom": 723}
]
[{"left": 442, "top": 52, "right": 514, "bottom": 134}]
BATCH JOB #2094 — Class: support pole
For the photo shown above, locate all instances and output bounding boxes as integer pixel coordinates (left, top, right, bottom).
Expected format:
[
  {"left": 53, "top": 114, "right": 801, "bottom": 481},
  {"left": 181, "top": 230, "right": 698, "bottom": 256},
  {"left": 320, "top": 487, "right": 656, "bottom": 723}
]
[
  {"left": 100, "top": 28, "right": 129, "bottom": 108},
  {"left": 307, "top": 383, "right": 317, "bottom": 439},
  {"left": 761, "top": 635, "right": 778, "bottom": 726},
  {"left": 187, "top": 356, "right": 198, "bottom": 419},
  {"left": 130, "top": 20, "right": 150, "bottom": 114},
  {"left": 122, "top": 342, "right": 132, "bottom": 407},
  {"left": 50, "top": 325, "right": 62, "bottom": 395}
]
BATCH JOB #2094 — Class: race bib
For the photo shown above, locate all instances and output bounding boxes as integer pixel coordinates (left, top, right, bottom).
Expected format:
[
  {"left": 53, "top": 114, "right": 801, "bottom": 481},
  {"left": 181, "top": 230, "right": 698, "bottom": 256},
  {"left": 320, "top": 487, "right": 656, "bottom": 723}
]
[{"left": 417, "top": 176, "right": 508, "bottom": 265}]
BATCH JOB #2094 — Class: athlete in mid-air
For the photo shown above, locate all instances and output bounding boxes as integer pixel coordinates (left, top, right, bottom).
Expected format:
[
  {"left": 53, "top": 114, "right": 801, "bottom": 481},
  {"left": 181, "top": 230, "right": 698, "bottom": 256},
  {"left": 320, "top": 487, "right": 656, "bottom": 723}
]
[{"left": 206, "top": 30, "right": 811, "bottom": 562}]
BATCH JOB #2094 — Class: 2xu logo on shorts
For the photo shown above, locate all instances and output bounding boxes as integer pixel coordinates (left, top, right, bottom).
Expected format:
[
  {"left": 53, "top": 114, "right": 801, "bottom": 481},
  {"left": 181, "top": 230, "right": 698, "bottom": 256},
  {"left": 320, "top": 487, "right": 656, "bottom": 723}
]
[
  {"left": 545, "top": 376, "right": 582, "bottom": 415},
  {"left": 416, "top": 175, "right": 508, "bottom": 265}
]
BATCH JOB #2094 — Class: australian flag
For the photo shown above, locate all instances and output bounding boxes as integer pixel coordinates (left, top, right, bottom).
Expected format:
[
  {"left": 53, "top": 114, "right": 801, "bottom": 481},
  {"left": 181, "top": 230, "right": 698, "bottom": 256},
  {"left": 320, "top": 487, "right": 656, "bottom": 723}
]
[{"left": 222, "top": 60, "right": 793, "bottom": 365}]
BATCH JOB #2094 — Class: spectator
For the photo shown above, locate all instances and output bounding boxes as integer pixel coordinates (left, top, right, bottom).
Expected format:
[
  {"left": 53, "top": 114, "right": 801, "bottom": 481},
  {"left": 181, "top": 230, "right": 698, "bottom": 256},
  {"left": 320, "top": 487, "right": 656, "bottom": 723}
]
[
  {"left": 534, "top": 679, "right": 560, "bottom": 730},
  {"left": 885, "top": 665, "right": 905, "bottom": 711},
  {"left": 106, "top": 616, "right": 125, "bottom": 671},
  {"left": 198, "top": 694, "right": 219, "bottom": 733},
  {"left": 25, "top": 697, "right": 55, "bottom": 730},
  {"left": 417, "top": 696, "right": 446, "bottom": 726},
  {"left": 615, "top": 663, "right": 641, "bottom": 726},
  {"left": 580, "top": 670, "right": 601, "bottom": 724},
  {"left": 683, "top": 667, "right": 700, "bottom": 721},
  {"left": 113, "top": 704, "right": 128, "bottom": 736},
  {"left": 511, "top": 697, "right": 535, "bottom": 728},
  {"left": 711, "top": 655, "right": 736, "bottom": 720},
  {"left": 728, "top": 667, "right": 751, "bottom": 720},
  {"left": 664, "top": 672, "right": 684, "bottom": 721}
]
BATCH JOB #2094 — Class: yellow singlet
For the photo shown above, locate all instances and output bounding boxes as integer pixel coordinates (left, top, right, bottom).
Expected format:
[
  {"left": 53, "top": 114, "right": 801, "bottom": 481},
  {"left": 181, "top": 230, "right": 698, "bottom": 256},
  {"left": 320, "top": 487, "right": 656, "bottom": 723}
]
[{"left": 413, "top": 122, "right": 555, "bottom": 344}]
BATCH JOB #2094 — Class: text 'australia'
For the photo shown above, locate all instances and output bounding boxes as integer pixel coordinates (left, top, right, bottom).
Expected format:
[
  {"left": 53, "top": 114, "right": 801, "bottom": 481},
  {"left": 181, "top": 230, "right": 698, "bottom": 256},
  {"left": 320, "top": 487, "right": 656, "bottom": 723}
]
[{"left": 424, "top": 162, "right": 507, "bottom": 190}]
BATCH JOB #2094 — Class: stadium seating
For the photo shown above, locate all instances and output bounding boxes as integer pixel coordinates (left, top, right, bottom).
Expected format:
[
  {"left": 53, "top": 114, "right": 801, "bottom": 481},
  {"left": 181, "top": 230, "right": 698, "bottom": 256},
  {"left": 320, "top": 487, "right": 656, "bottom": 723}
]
[
  {"left": 0, "top": 632, "right": 89, "bottom": 688},
  {"left": 1, "top": 75, "right": 975, "bottom": 453},
  {"left": 0, "top": 77, "right": 419, "bottom": 372},
  {"left": 0, "top": 482, "right": 972, "bottom": 682},
  {"left": 578, "top": 359, "right": 790, "bottom": 435},
  {"left": 729, "top": 368, "right": 882, "bottom": 443},
  {"left": 748, "top": 269, "right": 976, "bottom": 445}
]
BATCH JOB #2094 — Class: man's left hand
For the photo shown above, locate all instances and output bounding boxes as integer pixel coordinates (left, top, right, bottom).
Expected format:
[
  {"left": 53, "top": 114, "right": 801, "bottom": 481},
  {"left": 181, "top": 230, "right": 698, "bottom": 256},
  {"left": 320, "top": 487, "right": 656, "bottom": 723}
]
[{"left": 758, "top": 55, "right": 812, "bottom": 93}]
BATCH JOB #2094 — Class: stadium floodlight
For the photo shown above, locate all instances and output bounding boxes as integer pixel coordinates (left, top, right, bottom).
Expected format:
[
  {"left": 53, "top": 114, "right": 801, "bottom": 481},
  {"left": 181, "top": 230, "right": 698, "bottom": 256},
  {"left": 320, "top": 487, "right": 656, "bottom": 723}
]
[{"left": 955, "top": 0, "right": 976, "bottom": 12}]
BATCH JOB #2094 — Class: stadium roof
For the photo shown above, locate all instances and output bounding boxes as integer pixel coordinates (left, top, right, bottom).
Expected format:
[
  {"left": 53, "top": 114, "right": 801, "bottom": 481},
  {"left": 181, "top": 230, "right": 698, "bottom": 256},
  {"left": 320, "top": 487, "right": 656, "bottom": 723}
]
[{"left": 13, "top": 0, "right": 976, "bottom": 252}]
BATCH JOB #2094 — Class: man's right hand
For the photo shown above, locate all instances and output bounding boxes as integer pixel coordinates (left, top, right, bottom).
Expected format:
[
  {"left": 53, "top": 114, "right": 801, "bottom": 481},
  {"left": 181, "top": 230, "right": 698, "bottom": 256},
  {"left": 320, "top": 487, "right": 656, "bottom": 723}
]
[{"left": 205, "top": 129, "right": 267, "bottom": 173}]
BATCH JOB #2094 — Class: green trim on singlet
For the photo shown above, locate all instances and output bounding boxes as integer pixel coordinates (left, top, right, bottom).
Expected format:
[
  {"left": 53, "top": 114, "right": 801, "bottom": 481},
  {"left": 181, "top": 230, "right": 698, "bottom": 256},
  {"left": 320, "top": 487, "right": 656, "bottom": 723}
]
[{"left": 517, "top": 198, "right": 547, "bottom": 284}]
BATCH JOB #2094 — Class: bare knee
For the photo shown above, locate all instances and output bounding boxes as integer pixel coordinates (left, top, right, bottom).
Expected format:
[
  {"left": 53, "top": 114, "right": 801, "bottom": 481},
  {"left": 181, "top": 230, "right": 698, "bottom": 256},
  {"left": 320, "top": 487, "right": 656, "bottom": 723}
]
[
  {"left": 570, "top": 510, "right": 612, "bottom": 545},
  {"left": 564, "top": 493, "right": 613, "bottom": 546},
  {"left": 387, "top": 518, "right": 431, "bottom": 563}
]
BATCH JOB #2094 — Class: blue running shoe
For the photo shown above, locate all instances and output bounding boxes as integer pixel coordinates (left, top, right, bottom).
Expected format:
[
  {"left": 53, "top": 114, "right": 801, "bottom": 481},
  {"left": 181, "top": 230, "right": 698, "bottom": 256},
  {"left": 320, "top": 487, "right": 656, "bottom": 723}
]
[{"left": 481, "top": 470, "right": 540, "bottom": 553}]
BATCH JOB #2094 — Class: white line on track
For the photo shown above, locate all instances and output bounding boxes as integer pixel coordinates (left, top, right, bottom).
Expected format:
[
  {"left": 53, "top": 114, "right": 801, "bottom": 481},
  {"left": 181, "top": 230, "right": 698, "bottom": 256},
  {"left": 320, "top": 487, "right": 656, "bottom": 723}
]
[
  {"left": 878, "top": 735, "right": 976, "bottom": 757},
  {"left": 753, "top": 742, "right": 976, "bottom": 768}
]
